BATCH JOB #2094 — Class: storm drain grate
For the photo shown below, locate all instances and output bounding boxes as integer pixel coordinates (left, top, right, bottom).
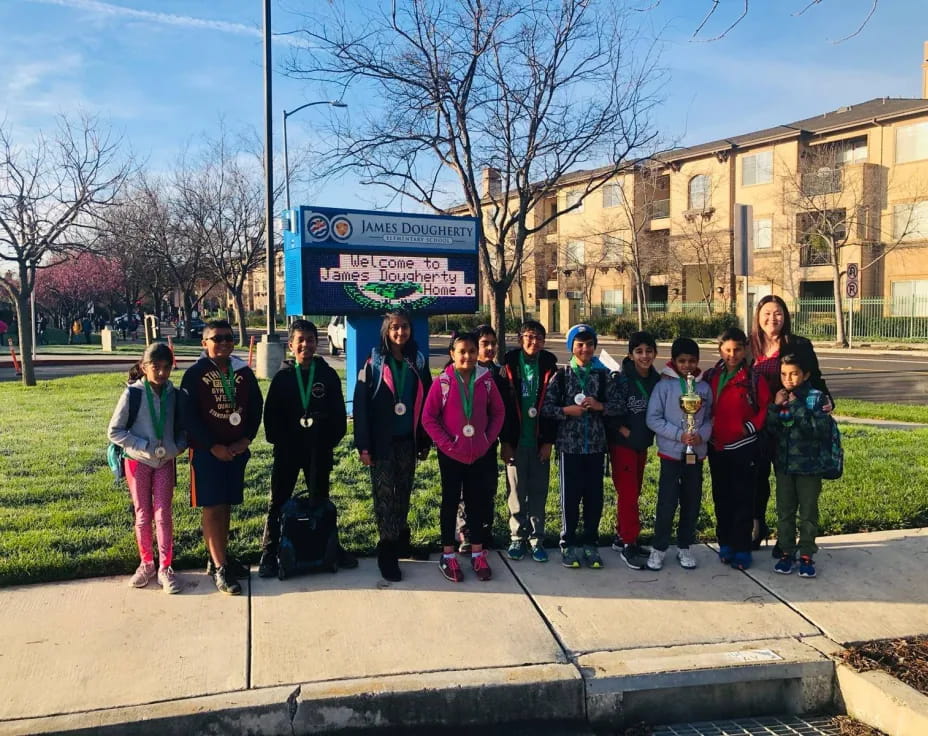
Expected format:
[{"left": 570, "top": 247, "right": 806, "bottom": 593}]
[{"left": 653, "top": 714, "right": 842, "bottom": 736}]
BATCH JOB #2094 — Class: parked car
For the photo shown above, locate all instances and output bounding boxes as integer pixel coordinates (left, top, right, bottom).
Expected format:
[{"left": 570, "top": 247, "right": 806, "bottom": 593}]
[
  {"left": 183, "top": 317, "right": 206, "bottom": 339},
  {"left": 327, "top": 315, "right": 346, "bottom": 356}
]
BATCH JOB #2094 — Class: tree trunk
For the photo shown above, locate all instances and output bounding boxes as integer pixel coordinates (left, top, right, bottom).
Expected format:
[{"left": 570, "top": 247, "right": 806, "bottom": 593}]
[
  {"left": 490, "top": 283, "right": 508, "bottom": 356},
  {"left": 832, "top": 263, "right": 847, "bottom": 347},
  {"left": 231, "top": 290, "right": 248, "bottom": 347},
  {"left": 15, "top": 291, "right": 36, "bottom": 386}
]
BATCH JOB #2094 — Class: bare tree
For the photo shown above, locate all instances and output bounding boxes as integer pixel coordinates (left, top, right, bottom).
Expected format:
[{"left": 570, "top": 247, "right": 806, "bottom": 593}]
[
  {"left": 286, "top": 0, "right": 661, "bottom": 348},
  {"left": 780, "top": 141, "right": 928, "bottom": 346},
  {"left": 0, "top": 115, "right": 129, "bottom": 385}
]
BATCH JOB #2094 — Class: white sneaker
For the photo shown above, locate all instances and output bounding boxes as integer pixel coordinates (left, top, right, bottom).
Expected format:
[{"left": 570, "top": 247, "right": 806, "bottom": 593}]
[
  {"left": 157, "top": 566, "right": 182, "bottom": 594},
  {"left": 646, "top": 548, "right": 666, "bottom": 571},
  {"left": 128, "top": 562, "right": 156, "bottom": 588},
  {"left": 677, "top": 548, "right": 697, "bottom": 569}
]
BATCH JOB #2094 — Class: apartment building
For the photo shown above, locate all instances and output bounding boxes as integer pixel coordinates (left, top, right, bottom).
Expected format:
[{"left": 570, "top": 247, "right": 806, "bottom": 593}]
[{"left": 511, "top": 44, "right": 928, "bottom": 326}]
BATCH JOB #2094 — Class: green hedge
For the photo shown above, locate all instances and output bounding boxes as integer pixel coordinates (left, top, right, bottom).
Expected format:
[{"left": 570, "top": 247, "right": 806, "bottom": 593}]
[
  {"left": 428, "top": 313, "right": 524, "bottom": 334},
  {"left": 609, "top": 312, "right": 740, "bottom": 340}
]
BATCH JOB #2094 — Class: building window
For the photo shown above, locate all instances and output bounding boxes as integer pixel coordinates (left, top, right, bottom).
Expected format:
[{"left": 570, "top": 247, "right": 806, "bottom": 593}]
[
  {"left": 895, "top": 121, "right": 928, "bottom": 164},
  {"left": 753, "top": 217, "right": 772, "bottom": 250},
  {"left": 565, "top": 240, "right": 585, "bottom": 265},
  {"left": 565, "top": 190, "right": 584, "bottom": 212},
  {"left": 601, "top": 289, "right": 624, "bottom": 315},
  {"left": 836, "top": 136, "right": 868, "bottom": 164},
  {"left": 742, "top": 150, "right": 773, "bottom": 186},
  {"left": 893, "top": 201, "right": 928, "bottom": 241},
  {"left": 892, "top": 279, "right": 928, "bottom": 316},
  {"left": 688, "top": 175, "right": 711, "bottom": 210},
  {"left": 602, "top": 182, "right": 623, "bottom": 208}
]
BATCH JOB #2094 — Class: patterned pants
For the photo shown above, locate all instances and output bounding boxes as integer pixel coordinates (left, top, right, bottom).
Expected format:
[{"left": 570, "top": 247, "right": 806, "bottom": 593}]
[
  {"left": 125, "top": 459, "right": 175, "bottom": 567},
  {"left": 370, "top": 437, "right": 417, "bottom": 543}
]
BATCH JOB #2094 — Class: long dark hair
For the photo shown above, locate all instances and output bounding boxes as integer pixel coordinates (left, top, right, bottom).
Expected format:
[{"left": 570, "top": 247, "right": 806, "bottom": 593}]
[
  {"left": 751, "top": 294, "right": 793, "bottom": 358},
  {"left": 378, "top": 309, "right": 419, "bottom": 360},
  {"left": 443, "top": 331, "right": 478, "bottom": 368},
  {"left": 128, "top": 342, "right": 174, "bottom": 382}
]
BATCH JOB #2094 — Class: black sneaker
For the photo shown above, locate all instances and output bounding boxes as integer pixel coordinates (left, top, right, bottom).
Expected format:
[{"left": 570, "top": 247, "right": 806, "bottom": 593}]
[
  {"left": 620, "top": 544, "right": 648, "bottom": 570},
  {"left": 212, "top": 565, "right": 242, "bottom": 595},
  {"left": 337, "top": 545, "right": 359, "bottom": 569},
  {"left": 611, "top": 534, "right": 624, "bottom": 552},
  {"left": 258, "top": 552, "right": 278, "bottom": 578},
  {"left": 207, "top": 556, "right": 250, "bottom": 579}
]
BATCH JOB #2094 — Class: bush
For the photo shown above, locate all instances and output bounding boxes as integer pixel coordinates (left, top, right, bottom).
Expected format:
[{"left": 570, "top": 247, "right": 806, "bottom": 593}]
[
  {"left": 611, "top": 312, "right": 739, "bottom": 341},
  {"left": 428, "top": 313, "right": 523, "bottom": 334}
]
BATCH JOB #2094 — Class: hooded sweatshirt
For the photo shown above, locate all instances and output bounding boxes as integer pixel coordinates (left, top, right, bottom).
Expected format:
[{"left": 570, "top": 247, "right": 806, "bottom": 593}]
[
  {"left": 421, "top": 363, "right": 505, "bottom": 465},
  {"left": 646, "top": 361, "right": 714, "bottom": 462},
  {"left": 702, "top": 358, "right": 770, "bottom": 450},
  {"left": 107, "top": 379, "right": 186, "bottom": 469},
  {"left": 609, "top": 356, "right": 660, "bottom": 451},
  {"left": 540, "top": 358, "right": 622, "bottom": 454}
]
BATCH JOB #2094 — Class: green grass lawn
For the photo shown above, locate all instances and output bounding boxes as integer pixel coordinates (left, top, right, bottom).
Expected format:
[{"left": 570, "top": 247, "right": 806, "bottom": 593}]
[
  {"left": 1, "top": 372, "right": 927, "bottom": 585},
  {"left": 831, "top": 399, "right": 928, "bottom": 424}
]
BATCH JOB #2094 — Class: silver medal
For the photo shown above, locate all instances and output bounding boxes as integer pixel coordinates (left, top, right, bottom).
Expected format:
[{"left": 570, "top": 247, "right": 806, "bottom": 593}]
[
  {"left": 228, "top": 411, "right": 242, "bottom": 426},
  {"left": 528, "top": 407, "right": 538, "bottom": 418},
  {"left": 300, "top": 416, "right": 314, "bottom": 428},
  {"left": 394, "top": 402, "right": 407, "bottom": 416},
  {"left": 462, "top": 424, "right": 475, "bottom": 438},
  {"left": 574, "top": 393, "right": 586, "bottom": 406},
  {"left": 154, "top": 445, "right": 167, "bottom": 459}
]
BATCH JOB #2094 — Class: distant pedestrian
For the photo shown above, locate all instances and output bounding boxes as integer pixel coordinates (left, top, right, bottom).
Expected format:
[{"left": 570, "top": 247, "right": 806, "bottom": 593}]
[
  {"left": 0, "top": 318, "right": 7, "bottom": 346},
  {"left": 645, "top": 337, "right": 713, "bottom": 572},
  {"left": 179, "top": 319, "right": 263, "bottom": 595},
  {"left": 68, "top": 317, "right": 81, "bottom": 345},
  {"left": 82, "top": 316, "right": 93, "bottom": 344},
  {"left": 767, "top": 352, "right": 834, "bottom": 579},
  {"left": 37, "top": 315, "right": 48, "bottom": 345},
  {"left": 353, "top": 309, "right": 432, "bottom": 582},
  {"left": 422, "top": 331, "right": 505, "bottom": 583},
  {"left": 107, "top": 343, "right": 186, "bottom": 594}
]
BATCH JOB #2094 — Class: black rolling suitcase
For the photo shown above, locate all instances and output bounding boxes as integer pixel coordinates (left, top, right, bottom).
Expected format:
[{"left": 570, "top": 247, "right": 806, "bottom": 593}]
[{"left": 277, "top": 493, "right": 339, "bottom": 579}]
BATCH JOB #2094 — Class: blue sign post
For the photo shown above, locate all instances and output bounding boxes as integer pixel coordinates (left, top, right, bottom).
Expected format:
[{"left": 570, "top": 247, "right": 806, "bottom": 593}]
[{"left": 282, "top": 206, "right": 479, "bottom": 410}]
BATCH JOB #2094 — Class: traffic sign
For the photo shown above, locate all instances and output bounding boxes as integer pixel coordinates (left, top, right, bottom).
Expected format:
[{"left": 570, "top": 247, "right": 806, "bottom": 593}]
[
  {"left": 846, "top": 280, "right": 859, "bottom": 298},
  {"left": 846, "top": 262, "right": 859, "bottom": 299}
]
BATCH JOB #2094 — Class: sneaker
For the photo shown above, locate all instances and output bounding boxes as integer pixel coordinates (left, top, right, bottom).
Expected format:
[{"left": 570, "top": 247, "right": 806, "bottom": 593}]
[
  {"left": 439, "top": 555, "right": 464, "bottom": 583},
  {"left": 157, "top": 566, "right": 182, "bottom": 594},
  {"left": 207, "top": 556, "right": 250, "bottom": 579},
  {"left": 677, "top": 548, "right": 697, "bottom": 569},
  {"left": 798, "top": 555, "right": 816, "bottom": 578},
  {"left": 646, "top": 548, "right": 666, "bottom": 571},
  {"left": 507, "top": 539, "right": 527, "bottom": 561},
  {"left": 337, "top": 545, "right": 359, "bottom": 569},
  {"left": 471, "top": 550, "right": 492, "bottom": 581},
  {"left": 611, "top": 534, "right": 624, "bottom": 552},
  {"left": 212, "top": 565, "right": 242, "bottom": 595},
  {"left": 128, "top": 561, "right": 156, "bottom": 588},
  {"left": 774, "top": 554, "right": 794, "bottom": 575},
  {"left": 731, "top": 551, "right": 752, "bottom": 571},
  {"left": 561, "top": 546, "right": 582, "bottom": 569},
  {"left": 620, "top": 544, "right": 648, "bottom": 570},
  {"left": 583, "top": 545, "right": 603, "bottom": 569},
  {"left": 258, "top": 551, "right": 278, "bottom": 578},
  {"left": 718, "top": 545, "right": 733, "bottom": 565},
  {"left": 530, "top": 543, "right": 549, "bottom": 563}
]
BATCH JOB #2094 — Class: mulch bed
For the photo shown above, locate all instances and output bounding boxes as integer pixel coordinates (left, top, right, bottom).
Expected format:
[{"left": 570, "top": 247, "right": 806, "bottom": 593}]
[
  {"left": 830, "top": 715, "right": 886, "bottom": 735},
  {"left": 840, "top": 635, "right": 928, "bottom": 697}
]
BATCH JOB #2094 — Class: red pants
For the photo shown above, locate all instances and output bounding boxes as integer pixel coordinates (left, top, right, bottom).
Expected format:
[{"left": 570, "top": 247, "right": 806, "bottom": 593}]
[{"left": 609, "top": 445, "right": 647, "bottom": 543}]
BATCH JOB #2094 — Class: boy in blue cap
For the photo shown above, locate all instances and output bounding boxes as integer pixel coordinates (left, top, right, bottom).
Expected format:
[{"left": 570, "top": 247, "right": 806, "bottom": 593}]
[{"left": 541, "top": 324, "right": 621, "bottom": 569}]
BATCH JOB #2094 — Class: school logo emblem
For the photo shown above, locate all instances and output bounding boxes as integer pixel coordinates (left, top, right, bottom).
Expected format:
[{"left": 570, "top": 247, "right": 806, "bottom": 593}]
[
  {"left": 331, "top": 216, "right": 352, "bottom": 241},
  {"left": 306, "top": 214, "right": 330, "bottom": 241}
]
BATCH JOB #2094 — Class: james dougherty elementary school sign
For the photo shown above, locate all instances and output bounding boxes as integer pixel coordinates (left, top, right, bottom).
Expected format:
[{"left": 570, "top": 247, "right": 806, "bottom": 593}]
[{"left": 282, "top": 206, "right": 479, "bottom": 316}]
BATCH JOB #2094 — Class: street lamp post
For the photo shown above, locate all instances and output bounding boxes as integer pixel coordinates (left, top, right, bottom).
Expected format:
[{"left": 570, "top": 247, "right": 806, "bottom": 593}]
[{"left": 282, "top": 100, "right": 347, "bottom": 211}]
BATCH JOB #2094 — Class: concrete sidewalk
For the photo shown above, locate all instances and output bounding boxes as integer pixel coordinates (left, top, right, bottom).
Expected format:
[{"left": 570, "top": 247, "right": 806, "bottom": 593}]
[{"left": 1, "top": 528, "right": 926, "bottom": 734}]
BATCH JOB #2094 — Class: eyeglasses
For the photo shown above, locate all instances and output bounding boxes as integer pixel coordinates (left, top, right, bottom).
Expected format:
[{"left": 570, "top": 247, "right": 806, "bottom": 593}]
[
  {"left": 207, "top": 335, "right": 234, "bottom": 343},
  {"left": 521, "top": 334, "right": 544, "bottom": 342}
]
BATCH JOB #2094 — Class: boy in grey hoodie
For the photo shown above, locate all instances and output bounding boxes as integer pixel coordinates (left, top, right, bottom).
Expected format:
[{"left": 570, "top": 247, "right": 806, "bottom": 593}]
[{"left": 645, "top": 337, "right": 713, "bottom": 571}]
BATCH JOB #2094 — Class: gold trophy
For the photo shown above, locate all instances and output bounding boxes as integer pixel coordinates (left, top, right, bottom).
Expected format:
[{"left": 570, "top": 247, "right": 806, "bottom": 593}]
[{"left": 678, "top": 373, "right": 703, "bottom": 465}]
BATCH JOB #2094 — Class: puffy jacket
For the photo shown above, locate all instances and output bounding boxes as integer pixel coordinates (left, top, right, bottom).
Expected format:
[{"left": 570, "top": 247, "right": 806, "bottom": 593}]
[
  {"left": 609, "top": 357, "right": 660, "bottom": 451},
  {"left": 646, "top": 362, "right": 713, "bottom": 462},
  {"left": 540, "top": 361, "right": 622, "bottom": 455},
  {"left": 702, "top": 359, "right": 770, "bottom": 451},
  {"left": 499, "top": 348, "right": 559, "bottom": 448},
  {"left": 422, "top": 364, "right": 506, "bottom": 464},
  {"left": 767, "top": 382, "right": 833, "bottom": 475}
]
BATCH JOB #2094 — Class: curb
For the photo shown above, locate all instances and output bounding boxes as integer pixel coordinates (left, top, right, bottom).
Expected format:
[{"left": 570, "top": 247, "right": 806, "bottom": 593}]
[{"left": 835, "top": 662, "right": 928, "bottom": 736}]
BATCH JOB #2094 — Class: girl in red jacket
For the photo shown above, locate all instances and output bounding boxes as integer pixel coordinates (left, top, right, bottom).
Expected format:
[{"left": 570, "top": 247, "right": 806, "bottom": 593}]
[
  {"left": 704, "top": 327, "right": 771, "bottom": 571},
  {"left": 422, "top": 332, "right": 506, "bottom": 583}
]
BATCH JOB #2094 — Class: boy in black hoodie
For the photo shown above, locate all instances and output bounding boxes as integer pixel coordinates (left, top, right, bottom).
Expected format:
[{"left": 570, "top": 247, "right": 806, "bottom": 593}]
[
  {"left": 258, "top": 319, "right": 354, "bottom": 578},
  {"left": 607, "top": 332, "right": 660, "bottom": 570}
]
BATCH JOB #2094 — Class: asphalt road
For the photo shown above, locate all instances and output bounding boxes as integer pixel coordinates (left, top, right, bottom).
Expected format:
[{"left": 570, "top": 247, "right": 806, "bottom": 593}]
[{"left": 4, "top": 337, "right": 928, "bottom": 404}]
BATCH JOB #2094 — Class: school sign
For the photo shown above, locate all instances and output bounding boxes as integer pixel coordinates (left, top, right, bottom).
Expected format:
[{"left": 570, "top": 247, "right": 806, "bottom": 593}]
[{"left": 282, "top": 206, "right": 479, "bottom": 316}]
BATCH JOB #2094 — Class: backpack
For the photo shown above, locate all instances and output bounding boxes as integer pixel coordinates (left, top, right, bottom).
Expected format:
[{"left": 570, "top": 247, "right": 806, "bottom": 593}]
[
  {"left": 821, "top": 418, "right": 844, "bottom": 480},
  {"left": 276, "top": 494, "right": 339, "bottom": 579},
  {"left": 107, "top": 387, "right": 142, "bottom": 482}
]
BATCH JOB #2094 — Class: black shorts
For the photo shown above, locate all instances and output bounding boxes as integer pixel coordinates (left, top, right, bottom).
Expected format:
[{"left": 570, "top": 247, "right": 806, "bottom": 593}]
[{"left": 189, "top": 448, "right": 250, "bottom": 507}]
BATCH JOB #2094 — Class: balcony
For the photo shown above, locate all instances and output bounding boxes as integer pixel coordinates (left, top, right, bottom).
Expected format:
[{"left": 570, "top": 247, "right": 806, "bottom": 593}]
[
  {"left": 648, "top": 198, "right": 670, "bottom": 231},
  {"left": 801, "top": 167, "right": 843, "bottom": 196},
  {"left": 799, "top": 243, "right": 834, "bottom": 267}
]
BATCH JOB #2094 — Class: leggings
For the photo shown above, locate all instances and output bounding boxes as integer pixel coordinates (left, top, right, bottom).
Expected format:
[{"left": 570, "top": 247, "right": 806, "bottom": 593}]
[{"left": 125, "top": 459, "right": 175, "bottom": 567}]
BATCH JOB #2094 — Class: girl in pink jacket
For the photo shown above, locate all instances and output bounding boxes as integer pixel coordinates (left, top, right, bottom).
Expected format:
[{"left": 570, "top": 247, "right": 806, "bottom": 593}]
[{"left": 422, "top": 332, "right": 506, "bottom": 583}]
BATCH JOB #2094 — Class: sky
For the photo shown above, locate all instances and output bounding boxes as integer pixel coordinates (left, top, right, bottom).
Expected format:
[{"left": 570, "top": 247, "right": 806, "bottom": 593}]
[{"left": 1, "top": 0, "right": 925, "bottom": 211}]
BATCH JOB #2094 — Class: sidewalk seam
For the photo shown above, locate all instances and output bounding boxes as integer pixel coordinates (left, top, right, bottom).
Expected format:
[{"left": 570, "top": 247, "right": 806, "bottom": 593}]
[{"left": 246, "top": 575, "right": 253, "bottom": 690}]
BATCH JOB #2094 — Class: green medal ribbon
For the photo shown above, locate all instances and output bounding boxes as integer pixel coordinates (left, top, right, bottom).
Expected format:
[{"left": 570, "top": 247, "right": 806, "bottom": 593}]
[
  {"left": 678, "top": 375, "right": 689, "bottom": 396},
  {"left": 217, "top": 364, "right": 237, "bottom": 407},
  {"left": 389, "top": 356, "right": 408, "bottom": 403},
  {"left": 454, "top": 368, "right": 476, "bottom": 422},
  {"left": 519, "top": 352, "right": 538, "bottom": 405},
  {"left": 632, "top": 377, "right": 650, "bottom": 399},
  {"left": 569, "top": 356, "right": 590, "bottom": 394},
  {"left": 294, "top": 359, "right": 317, "bottom": 417},
  {"left": 715, "top": 366, "right": 737, "bottom": 400},
  {"left": 143, "top": 379, "right": 164, "bottom": 441}
]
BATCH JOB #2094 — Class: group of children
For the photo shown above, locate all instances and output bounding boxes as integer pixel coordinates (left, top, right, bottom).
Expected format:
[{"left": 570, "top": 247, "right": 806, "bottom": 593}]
[{"left": 107, "top": 311, "right": 834, "bottom": 594}]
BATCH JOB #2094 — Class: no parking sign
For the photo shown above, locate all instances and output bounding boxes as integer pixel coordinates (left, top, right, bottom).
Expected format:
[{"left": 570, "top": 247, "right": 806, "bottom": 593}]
[{"left": 846, "top": 262, "right": 859, "bottom": 299}]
